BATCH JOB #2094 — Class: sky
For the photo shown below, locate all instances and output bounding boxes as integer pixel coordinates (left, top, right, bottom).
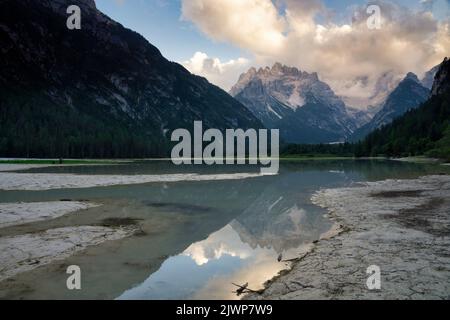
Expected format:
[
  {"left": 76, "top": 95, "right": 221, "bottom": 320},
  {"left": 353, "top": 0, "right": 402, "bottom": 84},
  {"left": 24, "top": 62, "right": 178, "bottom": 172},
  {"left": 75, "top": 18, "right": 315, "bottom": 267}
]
[{"left": 96, "top": 0, "right": 450, "bottom": 108}]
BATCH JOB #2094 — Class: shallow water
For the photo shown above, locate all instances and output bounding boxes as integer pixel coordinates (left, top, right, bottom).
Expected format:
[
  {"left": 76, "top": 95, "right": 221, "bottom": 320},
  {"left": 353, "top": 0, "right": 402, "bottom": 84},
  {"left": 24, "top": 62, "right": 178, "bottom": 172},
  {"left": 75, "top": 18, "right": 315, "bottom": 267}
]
[{"left": 0, "top": 160, "right": 449, "bottom": 299}]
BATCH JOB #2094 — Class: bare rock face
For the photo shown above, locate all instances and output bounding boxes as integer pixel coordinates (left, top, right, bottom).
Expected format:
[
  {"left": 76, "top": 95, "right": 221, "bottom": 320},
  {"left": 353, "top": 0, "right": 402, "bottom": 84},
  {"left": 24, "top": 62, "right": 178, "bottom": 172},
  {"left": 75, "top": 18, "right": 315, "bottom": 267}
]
[
  {"left": 432, "top": 57, "right": 450, "bottom": 97},
  {"left": 421, "top": 64, "right": 441, "bottom": 90},
  {"left": 230, "top": 63, "right": 357, "bottom": 144}
]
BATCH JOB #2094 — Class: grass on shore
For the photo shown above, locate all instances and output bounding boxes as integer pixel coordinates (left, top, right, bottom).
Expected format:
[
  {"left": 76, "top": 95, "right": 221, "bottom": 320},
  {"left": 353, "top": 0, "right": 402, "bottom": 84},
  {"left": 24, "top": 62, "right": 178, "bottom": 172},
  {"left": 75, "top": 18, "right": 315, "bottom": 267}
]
[
  {"left": 280, "top": 154, "right": 355, "bottom": 161},
  {"left": 0, "top": 159, "right": 126, "bottom": 165}
]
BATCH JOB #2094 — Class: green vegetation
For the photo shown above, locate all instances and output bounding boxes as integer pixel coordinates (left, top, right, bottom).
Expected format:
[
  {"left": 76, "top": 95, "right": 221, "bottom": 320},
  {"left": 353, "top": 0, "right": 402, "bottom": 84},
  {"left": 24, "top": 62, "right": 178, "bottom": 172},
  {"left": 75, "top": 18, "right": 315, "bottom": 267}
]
[
  {"left": 281, "top": 90, "right": 449, "bottom": 163},
  {"left": 0, "top": 159, "right": 125, "bottom": 165},
  {"left": 2, "top": 87, "right": 447, "bottom": 162},
  {"left": 281, "top": 143, "right": 356, "bottom": 158},
  {"left": 354, "top": 91, "right": 450, "bottom": 162},
  {"left": 280, "top": 156, "right": 355, "bottom": 161},
  {"left": 426, "top": 124, "right": 450, "bottom": 161},
  {"left": 0, "top": 90, "right": 169, "bottom": 159}
]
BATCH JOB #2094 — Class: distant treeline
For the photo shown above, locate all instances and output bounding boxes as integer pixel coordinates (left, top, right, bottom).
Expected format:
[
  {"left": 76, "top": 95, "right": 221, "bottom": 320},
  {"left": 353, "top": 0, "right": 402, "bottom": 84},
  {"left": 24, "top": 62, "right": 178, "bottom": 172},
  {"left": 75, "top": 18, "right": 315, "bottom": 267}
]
[
  {"left": 2, "top": 90, "right": 448, "bottom": 161},
  {"left": 281, "top": 143, "right": 356, "bottom": 157}
]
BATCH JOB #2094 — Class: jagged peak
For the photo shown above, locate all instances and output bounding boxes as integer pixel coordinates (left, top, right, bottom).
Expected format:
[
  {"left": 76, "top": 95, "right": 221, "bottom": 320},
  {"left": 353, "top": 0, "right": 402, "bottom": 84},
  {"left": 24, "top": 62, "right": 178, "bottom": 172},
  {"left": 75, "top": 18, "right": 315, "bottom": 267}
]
[
  {"left": 230, "top": 63, "right": 325, "bottom": 98},
  {"left": 270, "top": 62, "right": 301, "bottom": 76},
  {"left": 421, "top": 63, "right": 441, "bottom": 90},
  {"left": 240, "top": 62, "right": 322, "bottom": 82},
  {"left": 404, "top": 72, "right": 420, "bottom": 83},
  {"left": 431, "top": 57, "right": 450, "bottom": 96}
]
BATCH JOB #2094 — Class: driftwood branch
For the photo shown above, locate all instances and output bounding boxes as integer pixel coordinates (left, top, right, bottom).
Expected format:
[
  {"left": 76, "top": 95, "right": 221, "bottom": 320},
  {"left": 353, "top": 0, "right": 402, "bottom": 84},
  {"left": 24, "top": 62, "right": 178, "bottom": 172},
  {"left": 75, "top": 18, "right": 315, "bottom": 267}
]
[{"left": 231, "top": 282, "right": 258, "bottom": 296}]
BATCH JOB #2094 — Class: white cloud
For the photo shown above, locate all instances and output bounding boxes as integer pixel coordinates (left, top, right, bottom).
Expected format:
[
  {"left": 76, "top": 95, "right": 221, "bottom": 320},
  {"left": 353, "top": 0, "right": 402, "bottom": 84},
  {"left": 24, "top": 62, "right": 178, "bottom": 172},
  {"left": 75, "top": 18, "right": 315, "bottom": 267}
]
[
  {"left": 181, "top": 0, "right": 450, "bottom": 108},
  {"left": 181, "top": 0, "right": 286, "bottom": 56},
  {"left": 182, "top": 52, "right": 250, "bottom": 91},
  {"left": 183, "top": 224, "right": 253, "bottom": 266}
]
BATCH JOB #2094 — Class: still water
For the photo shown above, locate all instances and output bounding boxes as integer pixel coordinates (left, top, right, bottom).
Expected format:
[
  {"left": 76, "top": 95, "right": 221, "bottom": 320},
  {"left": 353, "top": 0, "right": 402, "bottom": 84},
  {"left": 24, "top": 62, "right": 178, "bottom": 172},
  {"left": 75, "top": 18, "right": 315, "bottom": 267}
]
[{"left": 0, "top": 160, "right": 448, "bottom": 299}]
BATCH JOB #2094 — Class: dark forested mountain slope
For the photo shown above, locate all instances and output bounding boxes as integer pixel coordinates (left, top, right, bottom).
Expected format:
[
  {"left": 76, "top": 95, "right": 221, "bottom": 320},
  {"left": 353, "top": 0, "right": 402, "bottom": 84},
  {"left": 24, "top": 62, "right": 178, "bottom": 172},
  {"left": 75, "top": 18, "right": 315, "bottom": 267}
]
[{"left": 0, "top": 0, "right": 262, "bottom": 158}]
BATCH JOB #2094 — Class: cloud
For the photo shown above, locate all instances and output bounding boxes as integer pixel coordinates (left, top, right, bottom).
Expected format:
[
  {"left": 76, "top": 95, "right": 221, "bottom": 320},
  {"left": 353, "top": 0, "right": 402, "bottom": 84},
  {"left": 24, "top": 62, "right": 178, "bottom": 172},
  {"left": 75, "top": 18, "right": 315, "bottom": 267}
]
[
  {"left": 181, "top": 0, "right": 450, "bottom": 108},
  {"left": 181, "top": 0, "right": 286, "bottom": 56},
  {"left": 182, "top": 52, "right": 250, "bottom": 91},
  {"left": 183, "top": 224, "right": 253, "bottom": 266}
]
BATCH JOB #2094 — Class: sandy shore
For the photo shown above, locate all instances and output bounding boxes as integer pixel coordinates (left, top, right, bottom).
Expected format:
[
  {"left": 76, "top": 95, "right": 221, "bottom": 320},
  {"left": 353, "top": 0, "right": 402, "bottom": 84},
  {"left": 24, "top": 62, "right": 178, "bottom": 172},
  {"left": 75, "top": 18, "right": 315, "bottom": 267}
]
[
  {"left": 0, "top": 226, "right": 135, "bottom": 282},
  {"left": 0, "top": 201, "right": 100, "bottom": 229},
  {"left": 0, "top": 172, "right": 262, "bottom": 191},
  {"left": 247, "top": 175, "right": 450, "bottom": 300}
]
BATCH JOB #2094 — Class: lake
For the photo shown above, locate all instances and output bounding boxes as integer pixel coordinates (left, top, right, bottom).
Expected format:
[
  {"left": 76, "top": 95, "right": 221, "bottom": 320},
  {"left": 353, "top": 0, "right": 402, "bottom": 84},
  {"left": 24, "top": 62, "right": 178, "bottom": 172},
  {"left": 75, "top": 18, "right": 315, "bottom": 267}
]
[{"left": 0, "top": 159, "right": 448, "bottom": 299}]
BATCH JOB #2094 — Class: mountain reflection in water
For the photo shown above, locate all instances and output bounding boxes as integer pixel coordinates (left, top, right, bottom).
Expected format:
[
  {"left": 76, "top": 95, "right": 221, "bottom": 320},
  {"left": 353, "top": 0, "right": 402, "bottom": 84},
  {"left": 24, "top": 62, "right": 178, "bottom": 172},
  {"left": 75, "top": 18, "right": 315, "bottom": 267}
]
[
  {"left": 3, "top": 160, "right": 448, "bottom": 300},
  {"left": 119, "top": 172, "right": 333, "bottom": 300}
]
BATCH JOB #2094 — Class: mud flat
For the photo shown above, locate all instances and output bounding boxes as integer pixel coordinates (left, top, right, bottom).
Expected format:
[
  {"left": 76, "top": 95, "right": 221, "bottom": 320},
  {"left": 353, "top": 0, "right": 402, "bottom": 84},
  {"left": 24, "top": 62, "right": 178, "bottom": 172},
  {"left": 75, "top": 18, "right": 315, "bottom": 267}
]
[
  {"left": 0, "top": 226, "right": 135, "bottom": 282},
  {"left": 0, "top": 200, "right": 135, "bottom": 283},
  {"left": 0, "top": 164, "right": 56, "bottom": 172},
  {"left": 0, "top": 172, "right": 262, "bottom": 191},
  {"left": 247, "top": 175, "right": 450, "bottom": 300},
  {"left": 0, "top": 201, "right": 100, "bottom": 229}
]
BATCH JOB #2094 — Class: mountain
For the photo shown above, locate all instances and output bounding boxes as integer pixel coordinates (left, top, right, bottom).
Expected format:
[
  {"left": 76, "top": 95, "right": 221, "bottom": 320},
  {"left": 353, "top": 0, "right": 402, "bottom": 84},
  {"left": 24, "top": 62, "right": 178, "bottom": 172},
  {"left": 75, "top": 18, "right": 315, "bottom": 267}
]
[
  {"left": 432, "top": 57, "right": 450, "bottom": 96},
  {"left": 230, "top": 63, "right": 357, "bottom": 144},
  {"left": 422, "top": 64, "right": 441, "bottom": 89},
  {"left": 0, "top": 0, "right": 262, "bottom": 158},
  {"left": 340, "top": 71, "right": 401, "bottom": 121},
  {"left": 356, "top": 57, "right": 450, "bottom": 160},
  {"left": 350, "top": 72, "right": 430, "bottom": 142},
  {"left": 367, "top": 71, "right": 401, "bottom": 111},
  {"left": 346, "top": 106, "right": 373, "bottom": 128}
]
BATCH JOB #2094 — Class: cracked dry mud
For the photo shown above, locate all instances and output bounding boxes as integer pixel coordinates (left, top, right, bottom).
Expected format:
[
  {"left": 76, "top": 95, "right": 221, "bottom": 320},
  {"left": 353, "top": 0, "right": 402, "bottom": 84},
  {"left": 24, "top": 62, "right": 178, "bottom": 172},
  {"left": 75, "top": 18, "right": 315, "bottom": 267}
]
[
  {"left": 0, "top": 202, "right": 101, "bottom": 229},
  {"left": 0, "top": 226, "right": 136, "bottom": 282},
  {"left": 0, "top": 172, "right": 261, "bottom": 191},
  {"left": 247, "top": 175, "right": 450, "bottom": 300}
]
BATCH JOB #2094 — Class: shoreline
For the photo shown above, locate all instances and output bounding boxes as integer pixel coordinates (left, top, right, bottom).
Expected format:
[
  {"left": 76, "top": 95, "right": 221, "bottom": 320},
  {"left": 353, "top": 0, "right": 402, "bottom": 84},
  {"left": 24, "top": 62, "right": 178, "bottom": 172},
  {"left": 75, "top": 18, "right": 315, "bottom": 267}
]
[
  {"left": 0, "top": 225, "right": 136, "bottom": 282},
  {"left": 0, "top": 201, "right": 101, "bottom": 229},
  {"left": 0, "top": 172, "right": 263, "bottom": 191},
  {"left": 246, "top": 174, "right": 450, "bottom": 300},
  {"left": 0, "top": 162, "right": 125, "bottom": 173},
  {"left": 0, "top": 199, "right": 139, "bottom": 283}
]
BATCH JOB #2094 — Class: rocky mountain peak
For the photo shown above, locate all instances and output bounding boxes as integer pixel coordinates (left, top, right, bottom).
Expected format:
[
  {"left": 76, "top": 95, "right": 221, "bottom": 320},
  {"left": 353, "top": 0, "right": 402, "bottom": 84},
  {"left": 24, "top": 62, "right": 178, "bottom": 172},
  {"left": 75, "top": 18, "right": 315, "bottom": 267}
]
[
  {"left": 421, "top": 63, "right": 441, "bottom": 89},
  {"left": 350, "top": 70, "right": 431, "bottom": 141},
  {"left": 230, "top": 63, "right": 323, "bottom": 98},
  {"left": 404, "top": 72, "right": 420, "bottom": 83},
  {"left": 269, "top": 63, "right": 301, "bottom": 77},
  {"left": 431, "top": 57, "right": 450, "bottom": 96},
  {"left": 230, "top": 63, "right": 357, "bottom": 144}
]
